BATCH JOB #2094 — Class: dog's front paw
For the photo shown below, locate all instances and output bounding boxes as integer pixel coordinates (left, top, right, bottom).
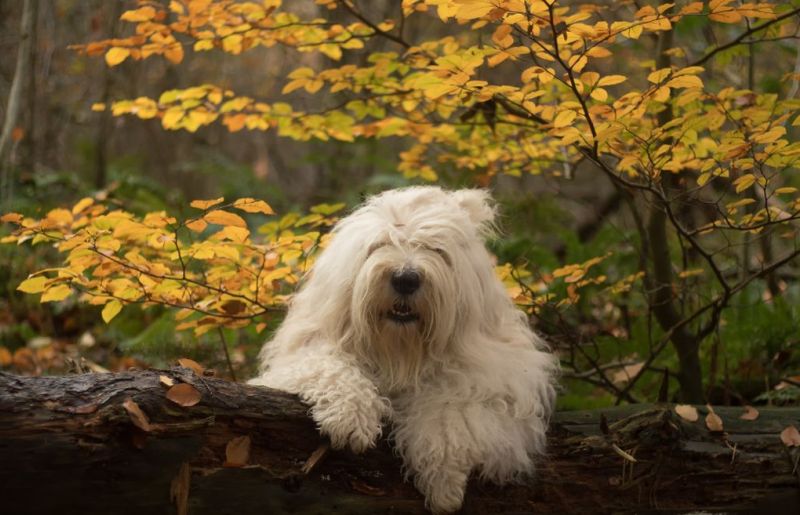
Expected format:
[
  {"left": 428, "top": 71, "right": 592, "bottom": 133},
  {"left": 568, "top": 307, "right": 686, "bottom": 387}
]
[
  {"left": 416, "top": 468, "right": 468, "bottom": 514},
  {"left": 312, "top": 396, "right": 388, "bottom": 454}
]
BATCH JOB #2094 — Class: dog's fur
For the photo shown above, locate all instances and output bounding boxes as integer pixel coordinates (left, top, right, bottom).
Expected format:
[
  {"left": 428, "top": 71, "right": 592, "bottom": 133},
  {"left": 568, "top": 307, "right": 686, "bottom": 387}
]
[{"left": 249, "top": 187, "right": 558, "bottom": 512}]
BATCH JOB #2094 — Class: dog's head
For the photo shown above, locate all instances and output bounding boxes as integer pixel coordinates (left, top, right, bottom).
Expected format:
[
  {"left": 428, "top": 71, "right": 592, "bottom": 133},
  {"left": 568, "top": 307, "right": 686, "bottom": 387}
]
[{"left": 309, "top": 187, "right": 499, "bottom": 388}]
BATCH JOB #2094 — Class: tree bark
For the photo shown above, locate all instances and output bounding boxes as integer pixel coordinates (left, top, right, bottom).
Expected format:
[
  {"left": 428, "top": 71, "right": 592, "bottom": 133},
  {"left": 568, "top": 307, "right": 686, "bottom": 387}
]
[{"left": 1, "top": 370, "right": 798, "bottom": 514}]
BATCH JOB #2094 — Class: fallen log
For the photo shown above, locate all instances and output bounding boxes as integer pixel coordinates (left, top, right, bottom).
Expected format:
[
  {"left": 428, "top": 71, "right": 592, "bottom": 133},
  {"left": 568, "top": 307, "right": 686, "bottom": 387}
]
[{"left": 0, "top": 369, "right": 798, "bottom": 514}]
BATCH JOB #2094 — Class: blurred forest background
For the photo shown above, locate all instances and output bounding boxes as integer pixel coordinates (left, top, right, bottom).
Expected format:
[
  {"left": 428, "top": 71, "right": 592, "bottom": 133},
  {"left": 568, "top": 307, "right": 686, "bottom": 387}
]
[{"left": 1, "top": 0, "right": 799, "bottom": 409}]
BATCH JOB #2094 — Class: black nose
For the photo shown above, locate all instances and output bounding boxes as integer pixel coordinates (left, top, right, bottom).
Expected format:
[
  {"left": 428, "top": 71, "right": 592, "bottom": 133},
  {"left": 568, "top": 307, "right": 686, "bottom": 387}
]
[{"left": 391, "top": 269, "right": 421, "bottom": 295}]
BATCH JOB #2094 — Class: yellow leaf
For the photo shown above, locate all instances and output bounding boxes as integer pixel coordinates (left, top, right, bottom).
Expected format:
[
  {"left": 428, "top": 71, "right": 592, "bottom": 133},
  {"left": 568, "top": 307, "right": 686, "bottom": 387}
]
[
  {"left": 204, "top": 210, "right": 247, "bottom": 228},
  {"left": 734, "top": 174, "right": 756, "bottom": 193},
  {"left": 72, "top": 197, "right": 95, "bottom": 214},
  {"left": 217, "top": 226, "right": 250, "bottom": 242},
  {"left": 41, "top": 284, "right": 72, "bottom": 302},
  {"left": 102, "top": 300, "right": 123, "bottom": 323},
  {"left": 186, "top": 219, "right": 208, "bottom": 232},
  {"left": 590, "top": 88, "right": 608, "bottom": 102},
  {"left": 775, "top": 187, "right": 797, "bottom": 195},
  {"left": 194, "top": 39, "right": 214, "bottom": 52},
  {"left": 105, "top": 47, "right": 130, "bottom": 67},
  {"left": 647, "top": 68, "right": 671, "bottom": 84},
  {"left": 653, "top": 86, "right": 671, "bottom": 102},
  {"left": 162, "top": 108, "right": 184, "bottom": 129},
  {"left": 232, "top": 198, "right": 274, "bottom": 215},
  {"left": 752, "top": 126, "right": 786, "bottom": 144},
  {"left": 120, "top": 6, "right": 156, "bottom": 22},
  {"left": 456, "top": 1, "right": 494, "bottom": 20},
  {"left": 553, "top": 110, "right": 577, "bottom": 128},
  {"left": 709, "top": 10, "right": 742, "bottom": 23},
  {"left": 190, "top": 197, "right": 225, "bottom": 210},
  {"left": 666, "top": 75, "right": 703, "bottom": 89},
  {"left": 18, "top": 276, "right": 47, "bottom": 294},
  {"left": 597, "top": 75, "right": 627, "bottom": 86}
]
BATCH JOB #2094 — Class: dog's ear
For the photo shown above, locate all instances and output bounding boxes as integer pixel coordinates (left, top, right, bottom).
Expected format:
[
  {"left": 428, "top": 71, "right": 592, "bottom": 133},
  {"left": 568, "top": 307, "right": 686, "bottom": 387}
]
[{"left": 452, "top": 189, "right": 496, "bottom": 227}]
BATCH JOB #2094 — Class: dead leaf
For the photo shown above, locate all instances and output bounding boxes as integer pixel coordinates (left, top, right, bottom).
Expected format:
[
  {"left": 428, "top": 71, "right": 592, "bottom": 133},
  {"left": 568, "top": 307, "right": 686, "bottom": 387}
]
[
  {"left": 0, "top": 346, "right": 11, "bottom": 366},
  {"left": 675, "top": 404, "right": 699, "bottom": 422},
  {"left": 739, "top": 406, "right": 759, "bottom": 421},
  {"left": 224, "top": 435, "right": 251, "bottom": 467},
  {"left": 177, "top": 358, "right": 204, "bottom": 375},
  {"left": 302, "top": 443, "right": 330, "bottom": 474},
  {"left": 166, "top": 383, "right": 202, "bottom": 407},
  {"left": 705, "top": 404, "right": 724, "bottom": 432},
  {"left": 780, "top": 425, "right": 800, "bottom": 447},
  {"left": 611, "top": 362, "right": 644, "bottom": 384},
  {"left": 221, "top": 300, "right": 247, "bottom": 315},
  {"left": 170, "top": 463, "right": 191, "bottom": 515},
  {"left": 159, "top": 375, "right": 175, "bottom": 387},
  {"left": 350, "top": 479, "right": 386, "bottom": 496},
  {"left": 123, "top": 398, "right": 152, "bottom": 431}
]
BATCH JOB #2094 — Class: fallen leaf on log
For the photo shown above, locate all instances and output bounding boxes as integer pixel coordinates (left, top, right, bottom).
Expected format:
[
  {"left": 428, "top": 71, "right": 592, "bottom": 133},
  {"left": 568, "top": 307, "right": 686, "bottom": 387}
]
[
  {"left": 166, "top": 383, "right": 201, "bottom": 407},
  {"left": 170, "top": 463, "right": 191, "bottom": 515},
  {"left": 739, "top": 406, "right": 759, "bottom": 421},
  {"left": 122, "top": 398, "right": 152, "bottom": 432},
  {"left": 705, "top": 405, "right": 724, "bottom": 432},
  {"left": 780, "top": 425, "right": 800, "bottom": 447},
  {"left": 675, "top": 404, "right": 698, "bottom": 422},
  {"left": 176, "top": 358, "right": 204, "bottom": 375},
  {"left": 224, "top": 435, "right": 251, "bottom": 467},
  {"left": 159, "top": 375, "right": 174, "bottom": 387}
]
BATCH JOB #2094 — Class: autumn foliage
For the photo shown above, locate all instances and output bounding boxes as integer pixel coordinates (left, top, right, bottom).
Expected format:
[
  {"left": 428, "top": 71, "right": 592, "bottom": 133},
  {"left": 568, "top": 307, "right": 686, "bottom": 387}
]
[{"left": 4, "top": 0, "right": 800, "bottom": 403}]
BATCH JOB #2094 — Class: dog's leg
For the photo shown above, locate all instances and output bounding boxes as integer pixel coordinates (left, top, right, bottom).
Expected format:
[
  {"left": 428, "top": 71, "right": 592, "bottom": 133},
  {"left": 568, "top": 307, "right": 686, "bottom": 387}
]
[
  {"left": 393, "top": 402, "right": 474, "bottom": 513},
  {"left": 251, "top": 343, "right": 390, "bottom": 453},
  {"left": 394, "top": 398, "right": 542, "bottom": 514}
]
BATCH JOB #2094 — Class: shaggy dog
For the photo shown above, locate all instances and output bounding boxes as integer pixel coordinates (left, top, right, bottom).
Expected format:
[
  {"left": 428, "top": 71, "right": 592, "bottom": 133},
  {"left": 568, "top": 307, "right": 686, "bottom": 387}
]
[{"left": 249, "top": 187, "right": 558, "bottom": 513}]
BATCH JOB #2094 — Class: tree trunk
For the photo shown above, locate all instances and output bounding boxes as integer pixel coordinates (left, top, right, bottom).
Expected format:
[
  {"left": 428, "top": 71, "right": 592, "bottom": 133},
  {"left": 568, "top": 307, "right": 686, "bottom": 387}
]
[
  {"left": 0, "top": 0, "right": 37, "bottom": 206},
  {"left": 1, "top": 370, "right": 798, "bottom": 514},
  {"left": 646, "top": 17, "right": 706, "bottom": 404}
]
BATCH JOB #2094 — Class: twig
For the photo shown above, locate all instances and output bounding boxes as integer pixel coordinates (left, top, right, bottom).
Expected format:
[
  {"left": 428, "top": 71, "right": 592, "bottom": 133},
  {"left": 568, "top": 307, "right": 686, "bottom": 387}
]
[{"left": 217, "top": 327, "right": 237, "bottom": 382}]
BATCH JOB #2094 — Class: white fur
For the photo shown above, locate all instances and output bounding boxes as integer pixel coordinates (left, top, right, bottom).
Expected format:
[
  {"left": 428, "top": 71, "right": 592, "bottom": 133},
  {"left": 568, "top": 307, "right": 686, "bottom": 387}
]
[{"left": 249, "top": 186, "right": 558, "bottom": 513}]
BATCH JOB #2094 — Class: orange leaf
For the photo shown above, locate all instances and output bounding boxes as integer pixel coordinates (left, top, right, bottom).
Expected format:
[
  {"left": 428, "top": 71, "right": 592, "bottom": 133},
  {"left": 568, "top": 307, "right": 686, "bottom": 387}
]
[
  {"left": 123, "top": 398, "right": 153, "bottom": 432},
  {"left": 177, "top": 358, "right": 205, "bottom": 375},
  {"left": 166, "top": 383, "right": 202, "bottom": 407},
  {"left": 1, "top": 212, "right": 23, "bottom": 223},
  {"left": 224, "top": 435, "right": 251, "bottom": 467},
  {"left": 232, "top": 198, "right": 275, "bottom": 215},
  {"left": 190, "top": 197, "right": 224, "bottom": 210},
  {"left": 204, "top": 210, "right": 247, "bottom": 228}
]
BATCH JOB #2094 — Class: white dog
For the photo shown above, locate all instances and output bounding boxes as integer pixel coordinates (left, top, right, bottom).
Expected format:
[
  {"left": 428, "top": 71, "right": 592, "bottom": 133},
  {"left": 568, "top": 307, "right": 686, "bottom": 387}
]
[{"left": 250, "top": 186, "right": 557, "bottom": 513}]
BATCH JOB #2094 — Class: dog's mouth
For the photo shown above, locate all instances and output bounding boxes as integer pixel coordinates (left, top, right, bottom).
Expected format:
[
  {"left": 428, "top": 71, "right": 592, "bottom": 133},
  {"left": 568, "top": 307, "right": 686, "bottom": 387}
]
[{"left": 386, "top": 302, "right": 420, "bottom": 324}]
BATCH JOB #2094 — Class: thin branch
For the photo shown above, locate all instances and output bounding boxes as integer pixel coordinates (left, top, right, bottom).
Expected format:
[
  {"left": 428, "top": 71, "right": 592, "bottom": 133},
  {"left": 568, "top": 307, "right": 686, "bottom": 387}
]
[
  {"left": 336, "top": 0, "right": 411, "bottom": 49},
  {"left": 692, "top": 7, "right": 800, "bottom": 67},
  {"left": 217, "top": 327, "right": 238, "bottom": 382}
]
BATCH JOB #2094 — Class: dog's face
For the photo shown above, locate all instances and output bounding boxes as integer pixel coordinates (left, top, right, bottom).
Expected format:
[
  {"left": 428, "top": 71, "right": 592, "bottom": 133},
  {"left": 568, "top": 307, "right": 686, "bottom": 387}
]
[{"left": 323, "top": 187, "right": 497, "bottom": 388}]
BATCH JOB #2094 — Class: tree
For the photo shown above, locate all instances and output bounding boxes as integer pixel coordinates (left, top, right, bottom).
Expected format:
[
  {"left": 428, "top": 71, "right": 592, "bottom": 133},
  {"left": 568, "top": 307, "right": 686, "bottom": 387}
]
[{"left": 3, "top": 0, "right": 800, "bottom": 403}]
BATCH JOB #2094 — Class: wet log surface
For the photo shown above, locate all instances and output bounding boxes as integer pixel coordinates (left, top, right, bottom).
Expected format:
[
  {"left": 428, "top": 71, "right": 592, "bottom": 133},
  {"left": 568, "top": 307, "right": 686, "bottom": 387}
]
[{"left": 1, "top": 369, "right": 799, "bottom": 514}]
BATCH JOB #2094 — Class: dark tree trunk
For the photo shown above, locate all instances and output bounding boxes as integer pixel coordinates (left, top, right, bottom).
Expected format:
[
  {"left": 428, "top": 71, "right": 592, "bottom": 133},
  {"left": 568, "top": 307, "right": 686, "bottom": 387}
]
[{"left": 1, "top": 370, "right": 798, "bottom": 514}]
